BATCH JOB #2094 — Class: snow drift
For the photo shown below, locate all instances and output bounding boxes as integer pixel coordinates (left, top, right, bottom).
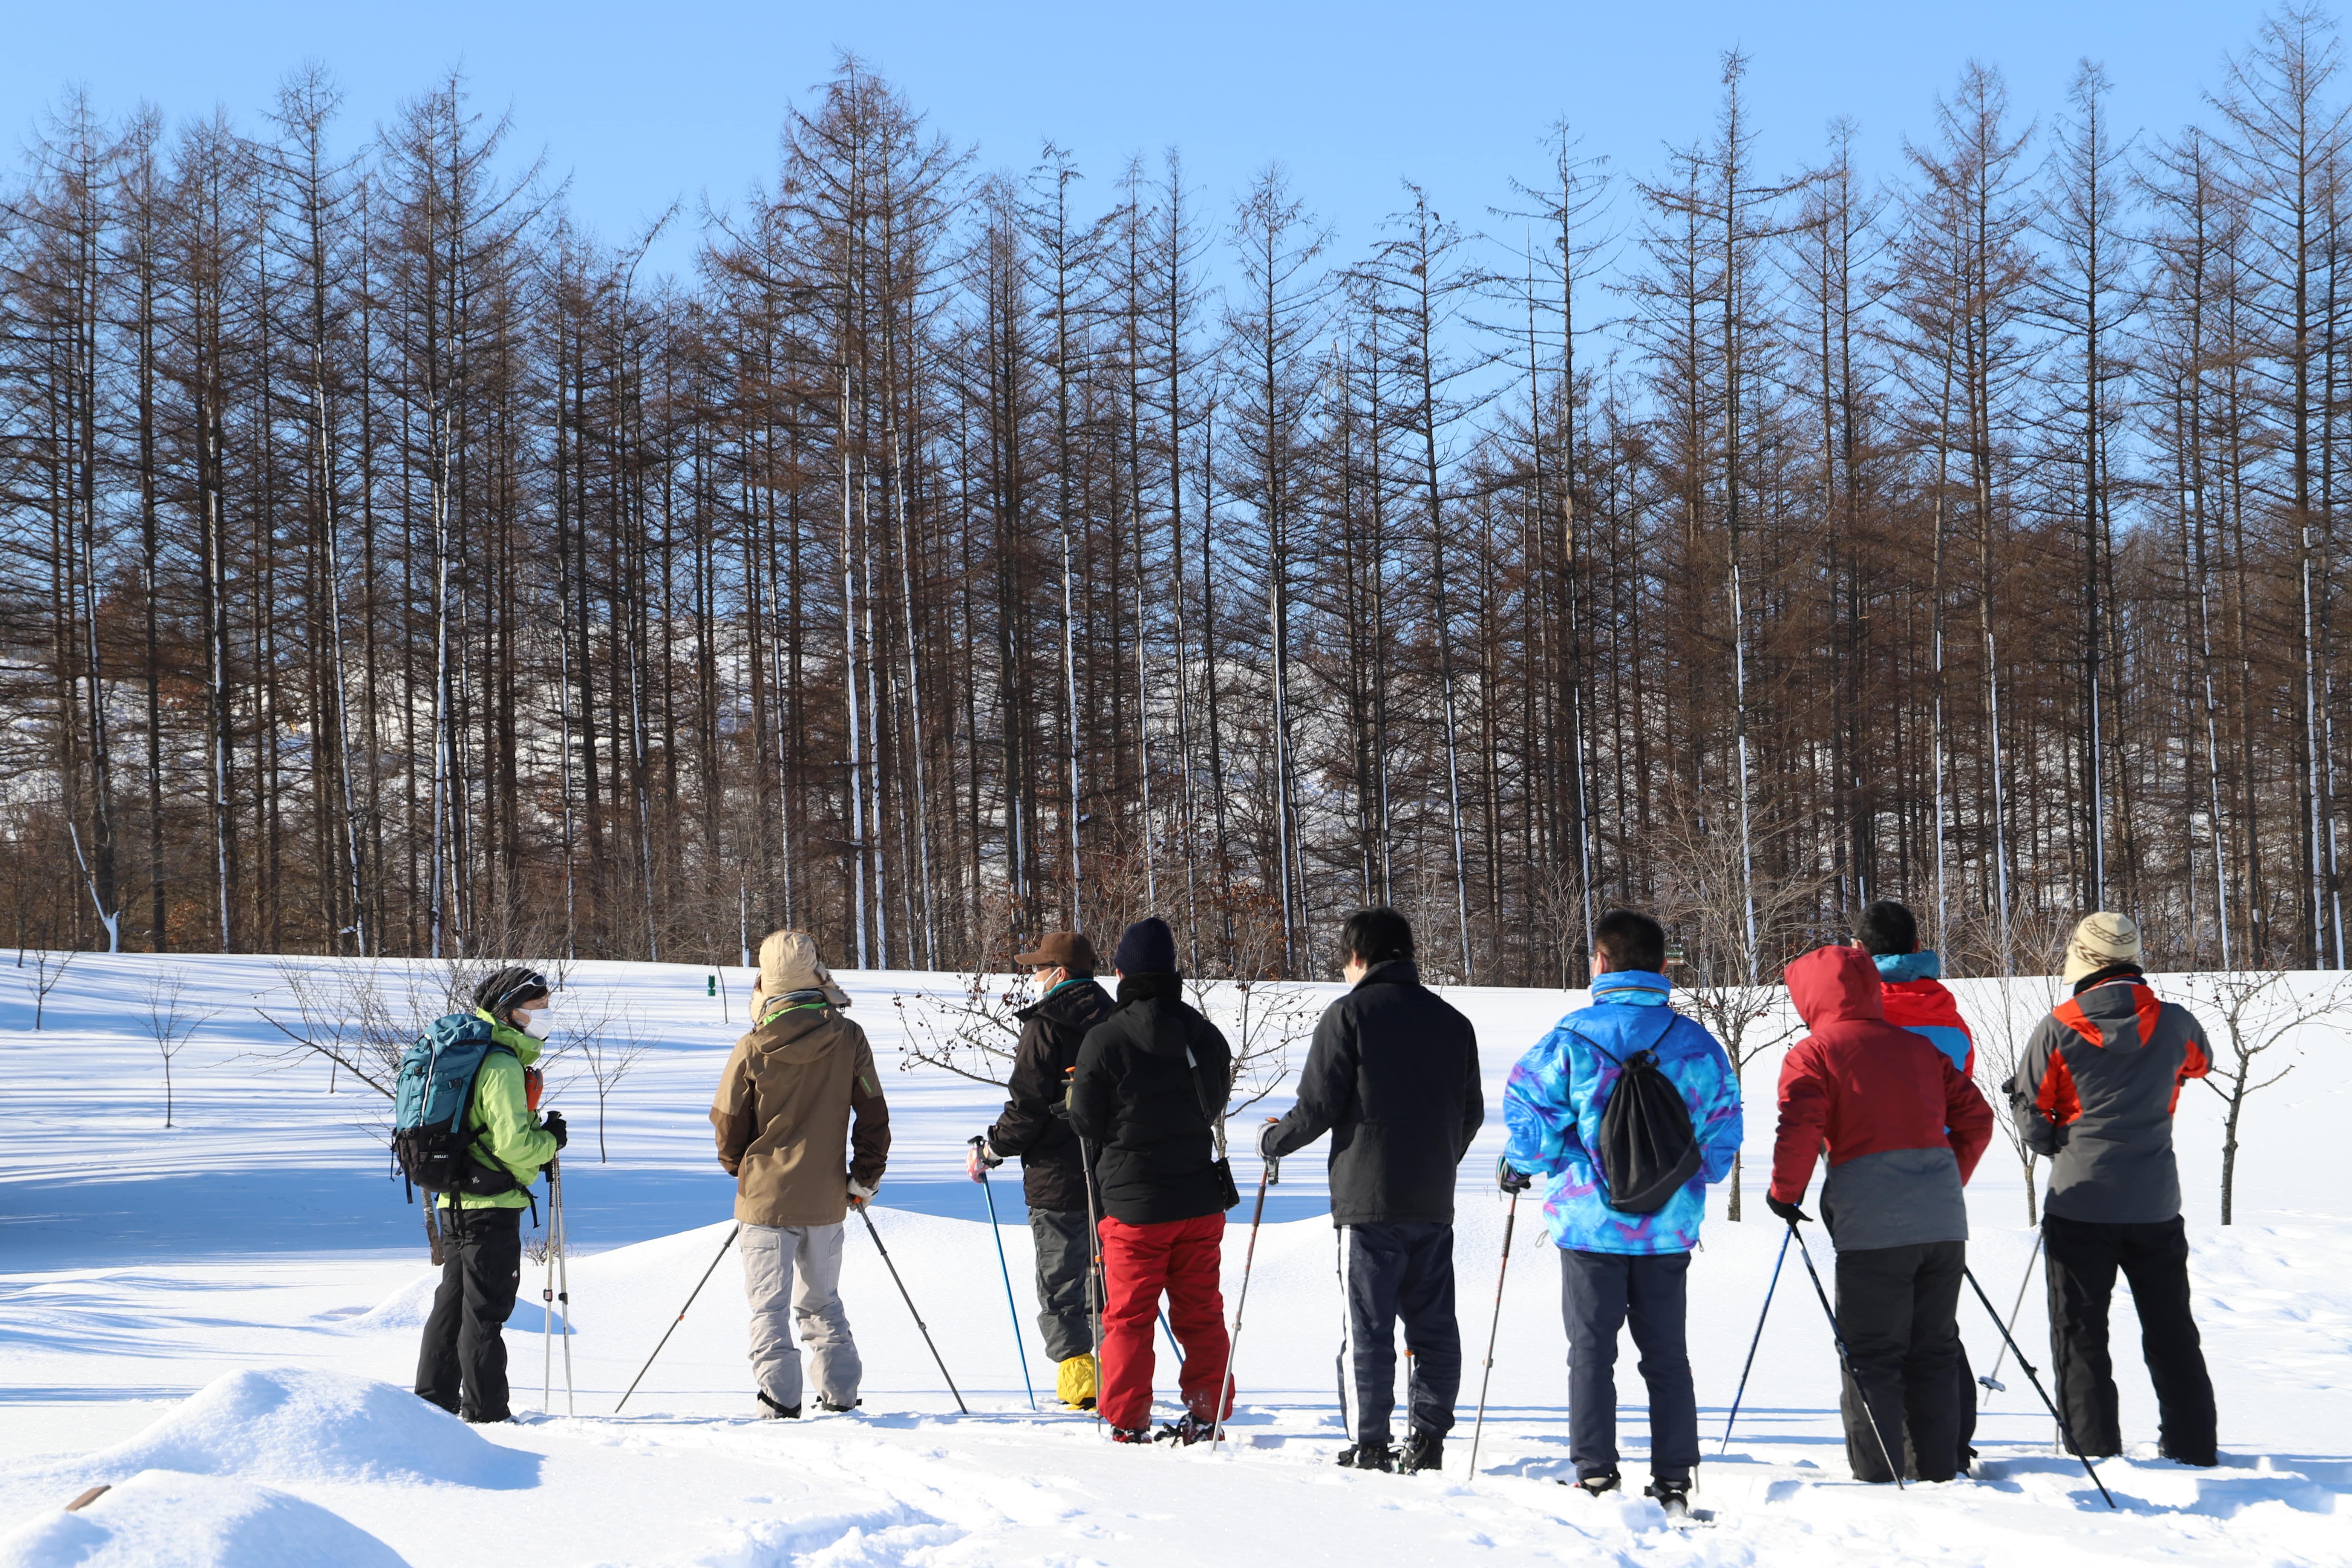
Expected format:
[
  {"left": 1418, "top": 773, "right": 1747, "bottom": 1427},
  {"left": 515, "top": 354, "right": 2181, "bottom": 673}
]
[
  {"left": 86, "top": 1369, "right": 537, "bottom": 1490},
  {"left": 0, "top": 1470, "right": 406, "bottom": 1568}
]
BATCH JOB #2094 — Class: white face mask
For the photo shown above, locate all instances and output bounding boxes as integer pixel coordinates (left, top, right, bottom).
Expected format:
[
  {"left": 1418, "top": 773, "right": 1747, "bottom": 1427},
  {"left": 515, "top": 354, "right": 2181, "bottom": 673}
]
[{"left": 521, "top": 1009, "right": 555, "bottom": 1041}]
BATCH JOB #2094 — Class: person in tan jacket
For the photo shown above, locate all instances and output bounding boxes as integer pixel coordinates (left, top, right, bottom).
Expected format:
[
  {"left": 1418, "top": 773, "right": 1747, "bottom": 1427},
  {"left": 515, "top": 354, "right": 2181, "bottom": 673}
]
[{"left": 710, "top": 930, "right": 890, "bottom": 1418}]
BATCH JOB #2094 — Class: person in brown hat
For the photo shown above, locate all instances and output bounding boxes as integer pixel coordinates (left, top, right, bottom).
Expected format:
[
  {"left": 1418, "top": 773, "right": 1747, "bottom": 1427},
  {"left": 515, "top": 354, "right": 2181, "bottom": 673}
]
[
  {"left": 2007, "top": 911, "right": 2218, "bottom": 1466},
  {"left": 710, "top": 929, "right": 888, "bottom": 1418},
  {"left": 971, "top": 931, "right": 1114, "bottom": 1410}
]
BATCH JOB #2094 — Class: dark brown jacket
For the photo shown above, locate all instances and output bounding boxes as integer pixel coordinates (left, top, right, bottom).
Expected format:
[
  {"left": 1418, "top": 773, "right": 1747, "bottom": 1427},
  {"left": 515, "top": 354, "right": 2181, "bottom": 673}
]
[{"left": 711, "top": 1000, "right": 890, "bottom": 1227}]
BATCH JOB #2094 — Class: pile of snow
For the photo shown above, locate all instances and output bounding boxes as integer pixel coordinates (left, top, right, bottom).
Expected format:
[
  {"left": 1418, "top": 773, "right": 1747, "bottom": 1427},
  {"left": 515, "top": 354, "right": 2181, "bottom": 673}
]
[
  {"left": 0, "top": 1470, "right": 404, "bottom": 1568},
  {"left": 87, "top": 1369, "right": 536, "bottom": 1490}
]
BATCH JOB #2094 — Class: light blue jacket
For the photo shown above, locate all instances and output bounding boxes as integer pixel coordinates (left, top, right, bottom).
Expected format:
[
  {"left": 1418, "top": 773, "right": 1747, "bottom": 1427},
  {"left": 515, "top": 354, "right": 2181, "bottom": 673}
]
[{"left": 1501, "top": 970, "right": 1743, "bottom": 1254}]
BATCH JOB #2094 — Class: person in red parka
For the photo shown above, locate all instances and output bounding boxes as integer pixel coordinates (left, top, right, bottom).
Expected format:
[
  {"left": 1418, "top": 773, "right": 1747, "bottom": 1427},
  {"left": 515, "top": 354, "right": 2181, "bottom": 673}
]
[
  {"left": 1857, "top": 900, "right": 1974, "bottom": 1078},
  {"left": 1770, "top": 945, "right": 1994, "bottom": 1483}
]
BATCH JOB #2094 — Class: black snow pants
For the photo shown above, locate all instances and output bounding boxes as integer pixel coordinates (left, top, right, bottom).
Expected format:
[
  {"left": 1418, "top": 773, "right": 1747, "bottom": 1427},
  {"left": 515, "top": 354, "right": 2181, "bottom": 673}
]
[
  {"left": 1342, "top": 1222, "right": 1461, "bottom": 1445},
  {"left": 2043, "top": 1214, "right": 2216, "bottom": 1464},
  {"left": 1834, "top": 1239, "right": 1965, "bottom": 1483},
  {"left": 1028, "top": 1207, "right": 1096, "bottom": 1363},
  {"left": 415, "top": 1205, "right": 523, "bottom": 1421},
  {"left": 1559, "top": 1248, "right": 1697, "bottom": 1483}
]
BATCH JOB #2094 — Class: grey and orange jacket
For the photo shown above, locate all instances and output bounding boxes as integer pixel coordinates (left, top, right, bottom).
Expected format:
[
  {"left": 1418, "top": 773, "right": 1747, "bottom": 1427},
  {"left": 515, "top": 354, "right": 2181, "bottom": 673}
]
[
  {"left": 1771, "top": 946, "right": 1994, "bottom": 1250},
  {"left": 2007, "top": 972, "right": 2210, "bottom": 1224},
  {"left": 711, "top": 996, "right": 890, "bottom": 1228}
]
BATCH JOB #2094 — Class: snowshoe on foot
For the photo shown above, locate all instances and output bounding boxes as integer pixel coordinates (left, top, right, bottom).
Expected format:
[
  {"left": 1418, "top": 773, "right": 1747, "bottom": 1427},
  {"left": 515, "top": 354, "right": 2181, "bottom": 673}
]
[
  {"left": 1398, "top": 1431, "right": 1443, "bottom": 1474},
  {"left": 1156, "top": 1413, "right": 1220, "bottom": 1446},
  {"left": 1055, "top": 1354, "right": 1099, "bottom": 1412},
  {"left": 1643, "top": 1479, "right": 1691, "bottom": 1518},
  {"left": 1108, "top": 1425, "right": 1155, "bottom": 1444},
  {"left": 815, "top": 1396, "right": 862, "bottom": 1414},
  {"left": 1337, "top": 1441, "right": 1396, "bottom": 1472},
  {"left": 1566, "top": 1468, "right": 1621, "bottom": 1497},
  {"left": 756, "top": 1390, "right": 801, "bottom": 1420}
]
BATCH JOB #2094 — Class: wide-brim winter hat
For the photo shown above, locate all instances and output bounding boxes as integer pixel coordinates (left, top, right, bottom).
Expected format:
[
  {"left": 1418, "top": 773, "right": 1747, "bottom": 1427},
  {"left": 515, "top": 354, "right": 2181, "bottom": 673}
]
[
  {"left": 756, "top": 928, "right": 852, "bottom": 1008},
  {"left": 1015, "top": 931, "right": 1098, "bottom": 973},
  {"left": 1112, "top": 917, "right": 1178, "bottom": 976},
  {"left": 2061, "top": 911, "right": 2143, "bottom": 985}
]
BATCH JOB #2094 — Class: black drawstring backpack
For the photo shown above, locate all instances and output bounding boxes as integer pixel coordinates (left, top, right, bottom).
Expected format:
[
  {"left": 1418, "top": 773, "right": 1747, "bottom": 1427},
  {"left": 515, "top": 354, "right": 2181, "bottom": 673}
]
[{"left": 1581, "top": 1014, "right": 1701, "bottom": 1213}]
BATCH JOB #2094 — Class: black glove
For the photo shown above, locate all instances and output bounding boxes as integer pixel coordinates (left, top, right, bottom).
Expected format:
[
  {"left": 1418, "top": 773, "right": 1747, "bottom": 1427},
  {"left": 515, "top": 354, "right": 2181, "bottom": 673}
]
[
  {"left": 1498, "top": 1160, "right": 1533, "bottom": 1194},
  {"left": 541, "top": 1110, "right": 568, "bottom": 1151},
  {"left": 1766, "top": 1195, "right": 1809, "bottom": 1226}
]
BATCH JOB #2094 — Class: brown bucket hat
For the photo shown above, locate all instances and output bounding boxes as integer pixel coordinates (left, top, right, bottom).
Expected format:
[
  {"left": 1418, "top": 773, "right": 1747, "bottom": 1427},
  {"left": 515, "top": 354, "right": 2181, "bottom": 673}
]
[
  {"left": 1014, "top": 931, "right": 1098, "bottom": 974},
  {"left": 755, "top": 928, "right": 853, "bottom": 1008}
]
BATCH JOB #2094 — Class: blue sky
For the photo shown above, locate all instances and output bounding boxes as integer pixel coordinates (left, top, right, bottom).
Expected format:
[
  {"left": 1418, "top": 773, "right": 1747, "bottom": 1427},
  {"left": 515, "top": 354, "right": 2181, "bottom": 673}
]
[{"left": 1, "top": 0, "right": 2288, "bottom": 279}]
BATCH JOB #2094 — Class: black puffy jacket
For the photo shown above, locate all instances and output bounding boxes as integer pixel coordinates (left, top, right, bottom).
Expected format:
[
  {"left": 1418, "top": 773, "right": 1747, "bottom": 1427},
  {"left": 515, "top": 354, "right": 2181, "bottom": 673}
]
[
  {"left": 985, "top": 977, "right": 1114, "bottom": 1213},
  {"left": 1069, "top": 975, "right": 1235, "bottom": 1226},
  {"left": 1261, "top": 961, "right": 1482, "bottom": 1225}
]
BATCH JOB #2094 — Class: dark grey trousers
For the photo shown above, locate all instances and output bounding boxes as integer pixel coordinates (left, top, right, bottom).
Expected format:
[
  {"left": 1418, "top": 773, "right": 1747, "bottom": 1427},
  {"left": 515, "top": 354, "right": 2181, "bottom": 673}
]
[
  {"left": 1559, "top": 1248, "right": 1697, "bottom": 1482},
  {"left": 1343, "top": 1222, "right": 1462, "bottom": 1444},
  {"left": 1029, "top": 1207, "right": 1096, "bottom": 1363},
  {"left": 1834, "top": 1239, "right": 1965, "bottom": 1482}
]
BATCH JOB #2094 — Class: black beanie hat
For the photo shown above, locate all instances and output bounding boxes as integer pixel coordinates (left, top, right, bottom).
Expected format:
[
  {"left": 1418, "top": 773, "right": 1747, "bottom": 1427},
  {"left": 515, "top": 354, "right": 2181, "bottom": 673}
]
[
  {"left": 473, "top": 965, "right": 551, "bottom": 1017},
  {"left": 1113, "top": 917, "right": 1178, "bottom": 975}
]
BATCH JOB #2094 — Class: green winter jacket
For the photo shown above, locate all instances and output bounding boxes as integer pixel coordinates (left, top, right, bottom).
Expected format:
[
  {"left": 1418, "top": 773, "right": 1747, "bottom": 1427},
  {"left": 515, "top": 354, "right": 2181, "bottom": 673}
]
[{"left": 438, "top": 1009, "right": 560, "bottom": 1211}]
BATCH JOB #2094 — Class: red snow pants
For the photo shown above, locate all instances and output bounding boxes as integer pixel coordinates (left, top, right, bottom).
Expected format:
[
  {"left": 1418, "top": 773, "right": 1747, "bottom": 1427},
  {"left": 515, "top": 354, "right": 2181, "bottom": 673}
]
[{"left": 1096, "top": 1211, "right": 1231, "bottom": 1431}]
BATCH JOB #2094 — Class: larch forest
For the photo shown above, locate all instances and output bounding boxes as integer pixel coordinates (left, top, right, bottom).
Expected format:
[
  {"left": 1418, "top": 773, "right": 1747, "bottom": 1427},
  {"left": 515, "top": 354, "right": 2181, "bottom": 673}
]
[{"left": 7, "top": 9, "right": 2352, "bottom": 988}]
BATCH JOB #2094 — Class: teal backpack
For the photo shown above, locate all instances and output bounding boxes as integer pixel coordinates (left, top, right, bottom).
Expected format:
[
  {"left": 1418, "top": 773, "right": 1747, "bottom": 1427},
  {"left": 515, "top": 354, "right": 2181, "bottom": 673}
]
[{"left": 391, "top": 1014, "right": 521, "bottom": 1201}]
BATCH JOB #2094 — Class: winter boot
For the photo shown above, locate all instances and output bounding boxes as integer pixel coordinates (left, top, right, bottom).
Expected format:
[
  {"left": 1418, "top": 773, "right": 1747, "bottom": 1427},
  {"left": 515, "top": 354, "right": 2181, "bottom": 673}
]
[
  {"left": 1056, "top": 1354, "right": 1099, "bottom": 1412},
  {"left": 1567, "top": 1468, "right": 1622, "bottom": 1497},
  {"left": 1398, "top": 1430, "right": 1444, "bottom": 1474},
  {"left": 756, "top": 1390, "right": 801, "bottom": 1420},
  {"left": 815, "top": 1396, "right": 862, "bottom": 1415},
  {"left": 1337, "top": 1441, "right": 1396, "bottom": 1472},
  {"left": 1643, "top": 1478, "right": 1691, "bottom": 1522},
  {"left": 1109, "top": 1425, "right": 1155, "bottom": 1445},
  {"left": 1156, "top": 1412, "right": 1220, "bottom": 1446}
]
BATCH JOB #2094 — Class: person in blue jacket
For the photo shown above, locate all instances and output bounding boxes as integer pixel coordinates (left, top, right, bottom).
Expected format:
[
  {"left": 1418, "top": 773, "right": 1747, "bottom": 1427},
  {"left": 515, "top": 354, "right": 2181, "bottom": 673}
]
[{"left": 1500, "top": 908, "right": 1741, "bottom": 1510}]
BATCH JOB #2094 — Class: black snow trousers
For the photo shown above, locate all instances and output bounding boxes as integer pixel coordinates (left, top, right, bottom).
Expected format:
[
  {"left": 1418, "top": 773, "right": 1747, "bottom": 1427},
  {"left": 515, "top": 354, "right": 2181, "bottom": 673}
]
[
  {"left": 1833, "top": 1239, "right": 1965, "bottom": 1482},
  {"left": 1559, "top": 1248, "right": 1698, "bottom": 1483},
  {"left": 415, "top": 1205, "right": 523, "bottom": 1421},
  {"left": 2043, "top": 1214, "right": 2216, "bottom": 1464},
  {"left": 1342, "top": 1222, "right": 1461, "bottom": 1445},
  {"left": 1028, "top": 1207, "right": 1096, "bottom": 1364}
]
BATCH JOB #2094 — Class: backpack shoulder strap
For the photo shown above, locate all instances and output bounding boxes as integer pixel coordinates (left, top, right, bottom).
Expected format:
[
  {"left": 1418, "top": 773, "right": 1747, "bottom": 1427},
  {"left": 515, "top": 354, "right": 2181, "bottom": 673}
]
[{"left": 1182, "top": 1042, "right": 1226, "bottom": 1158}]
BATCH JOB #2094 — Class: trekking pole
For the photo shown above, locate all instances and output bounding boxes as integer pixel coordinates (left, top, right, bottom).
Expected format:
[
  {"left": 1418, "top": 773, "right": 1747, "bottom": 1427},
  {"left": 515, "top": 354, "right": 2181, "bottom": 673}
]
[
  {"left": 1719, "top": 1225, "right": 1792, "bottom": 1452},
  {"left": 1076, "top": 1127, "right": 1109, "bottom": 1432},
  {"left": 1977, "top": 1230, "right": 2044, "bottom": 1395},
  {"left": 1158, "top": 1311, "right": 1186, "bottom": 1363},
  {"left": 970, "top": 1139, "right": 1037, "bottom": 1412},
  {"left": 552, "top": 1159, "right": 575, "bottom": 1416},
  {"left": 1962, "top": 1264, "right": 2116, "bottom": 1509},
  {"left": 1465, "top": 1187, "right": 1520, "bottom": 1476},
  {"left": 1210, "top": 1152, "right": 1276, "bottom": 1453},
  {"left": 857, "top": 1202, "right": 969, "bottom": 1415},
  {"left": 542, "top": 1161, "right": 557, "bottom": 1414},
  {"left": 616, "top": 1224, "right": 739, "bottom": 1414},
  {"left": 1787, "top": 1221, "right": 1904, "bottom": 1489}
]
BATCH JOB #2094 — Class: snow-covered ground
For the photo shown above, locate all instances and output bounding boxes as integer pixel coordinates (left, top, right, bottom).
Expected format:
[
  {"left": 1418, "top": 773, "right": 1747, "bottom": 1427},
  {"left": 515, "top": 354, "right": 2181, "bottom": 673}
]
[{"left": 2, "top": 952, "right": 2346, "bottom": 1566}]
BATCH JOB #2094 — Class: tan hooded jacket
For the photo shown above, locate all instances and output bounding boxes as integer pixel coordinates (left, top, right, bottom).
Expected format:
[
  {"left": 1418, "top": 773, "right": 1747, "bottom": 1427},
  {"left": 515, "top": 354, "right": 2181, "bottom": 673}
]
[{"left": 709, "top": 931, "right": 890, "bottom": 1227}]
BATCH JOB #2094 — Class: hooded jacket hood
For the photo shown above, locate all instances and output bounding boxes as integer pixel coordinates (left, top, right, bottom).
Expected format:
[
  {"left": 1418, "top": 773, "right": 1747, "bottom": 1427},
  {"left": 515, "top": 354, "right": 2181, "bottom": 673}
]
[
  {"left": 1873, "top": 950, "right": 1943, "bottom": 983},
  {"left": 2055, "top": 975, "right": 2166, "bottom": 1055},
  {"left": 1786, "top": 946, "right": 1886, "bottom": 1031},
  {"left": 755, "top": 928, "right": 852, "bottom": 1010}
]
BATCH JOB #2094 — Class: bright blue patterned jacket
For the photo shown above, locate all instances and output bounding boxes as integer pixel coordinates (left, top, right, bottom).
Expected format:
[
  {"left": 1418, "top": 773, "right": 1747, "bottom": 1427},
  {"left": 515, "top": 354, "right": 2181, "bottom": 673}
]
[{"left": 1501, "top": 969, "right": 1743, "bottom": 1255}]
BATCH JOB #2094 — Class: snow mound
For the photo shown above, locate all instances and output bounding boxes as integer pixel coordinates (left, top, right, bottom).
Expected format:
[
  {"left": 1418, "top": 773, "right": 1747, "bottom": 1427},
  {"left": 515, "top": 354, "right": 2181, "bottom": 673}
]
[
  {"left": 90, "top": 1369, "right": 537, "bottom": 1490},
  {"left": 0, "top": 1469, "right": 407, "bottom": 1568},
  {"left": 346, "top": 1275, "right": 437, "bottom": 1331}
]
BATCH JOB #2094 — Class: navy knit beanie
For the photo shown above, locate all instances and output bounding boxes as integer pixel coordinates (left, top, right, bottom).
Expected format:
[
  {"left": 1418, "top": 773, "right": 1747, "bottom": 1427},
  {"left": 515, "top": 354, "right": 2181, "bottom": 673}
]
[{"left": 1113, "top": 917, "right": 1178, "bottom": 975}]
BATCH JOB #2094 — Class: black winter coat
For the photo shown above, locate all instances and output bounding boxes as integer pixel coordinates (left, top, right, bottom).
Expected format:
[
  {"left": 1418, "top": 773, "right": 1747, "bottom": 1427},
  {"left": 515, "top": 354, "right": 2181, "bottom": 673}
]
[
  {"left": 1260, "top": 961, "right": 1483, "bottom": 1225},
  {"left": 985, "top": 977, "right": 1115, "bottom": 1212},
  {"left": 1069, "top": 975, "right": 1236, "bottom": 1226}
]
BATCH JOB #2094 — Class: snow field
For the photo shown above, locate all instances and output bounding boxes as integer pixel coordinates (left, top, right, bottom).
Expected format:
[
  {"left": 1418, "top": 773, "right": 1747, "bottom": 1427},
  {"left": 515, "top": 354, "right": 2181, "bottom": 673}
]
[{"left": 3, "top": 952, "right": 2348, "bottom": 1564}]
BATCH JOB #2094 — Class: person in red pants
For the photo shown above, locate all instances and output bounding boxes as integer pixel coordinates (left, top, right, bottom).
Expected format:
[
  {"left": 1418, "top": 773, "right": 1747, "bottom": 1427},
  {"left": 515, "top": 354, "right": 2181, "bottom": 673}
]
[{"left": 1068, "top": 917, "right": 1238, "bottom": 1444}]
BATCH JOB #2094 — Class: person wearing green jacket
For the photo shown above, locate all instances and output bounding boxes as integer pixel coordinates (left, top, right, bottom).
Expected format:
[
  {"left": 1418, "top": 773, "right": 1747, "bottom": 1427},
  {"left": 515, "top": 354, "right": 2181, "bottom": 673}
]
[{"left": 414, "top": 966, "right": 567, "bottom": 1423}]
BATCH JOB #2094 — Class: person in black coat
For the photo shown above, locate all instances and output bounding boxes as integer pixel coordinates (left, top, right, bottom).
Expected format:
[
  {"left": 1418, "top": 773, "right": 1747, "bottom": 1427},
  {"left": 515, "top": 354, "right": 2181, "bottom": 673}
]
[
  {"left": 1260, "top": 907, "right": 1482, "bottom": 1474},
  {"left": 1067, "top": 917, "right": 1236, "bottom": 1442},
  {"left": 971, "top": 931, "right": 1114, "bottom": 1410}
]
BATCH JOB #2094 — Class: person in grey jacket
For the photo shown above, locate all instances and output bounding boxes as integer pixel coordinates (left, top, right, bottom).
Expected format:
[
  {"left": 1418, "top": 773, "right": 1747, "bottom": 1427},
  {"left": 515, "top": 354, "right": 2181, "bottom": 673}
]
[
  {"left": 1259, "top": 908, "right": 1481, "bottom": 1475},
  {"left": 2007, "top": 911, "right": 2218, "bottom": 1466}
]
